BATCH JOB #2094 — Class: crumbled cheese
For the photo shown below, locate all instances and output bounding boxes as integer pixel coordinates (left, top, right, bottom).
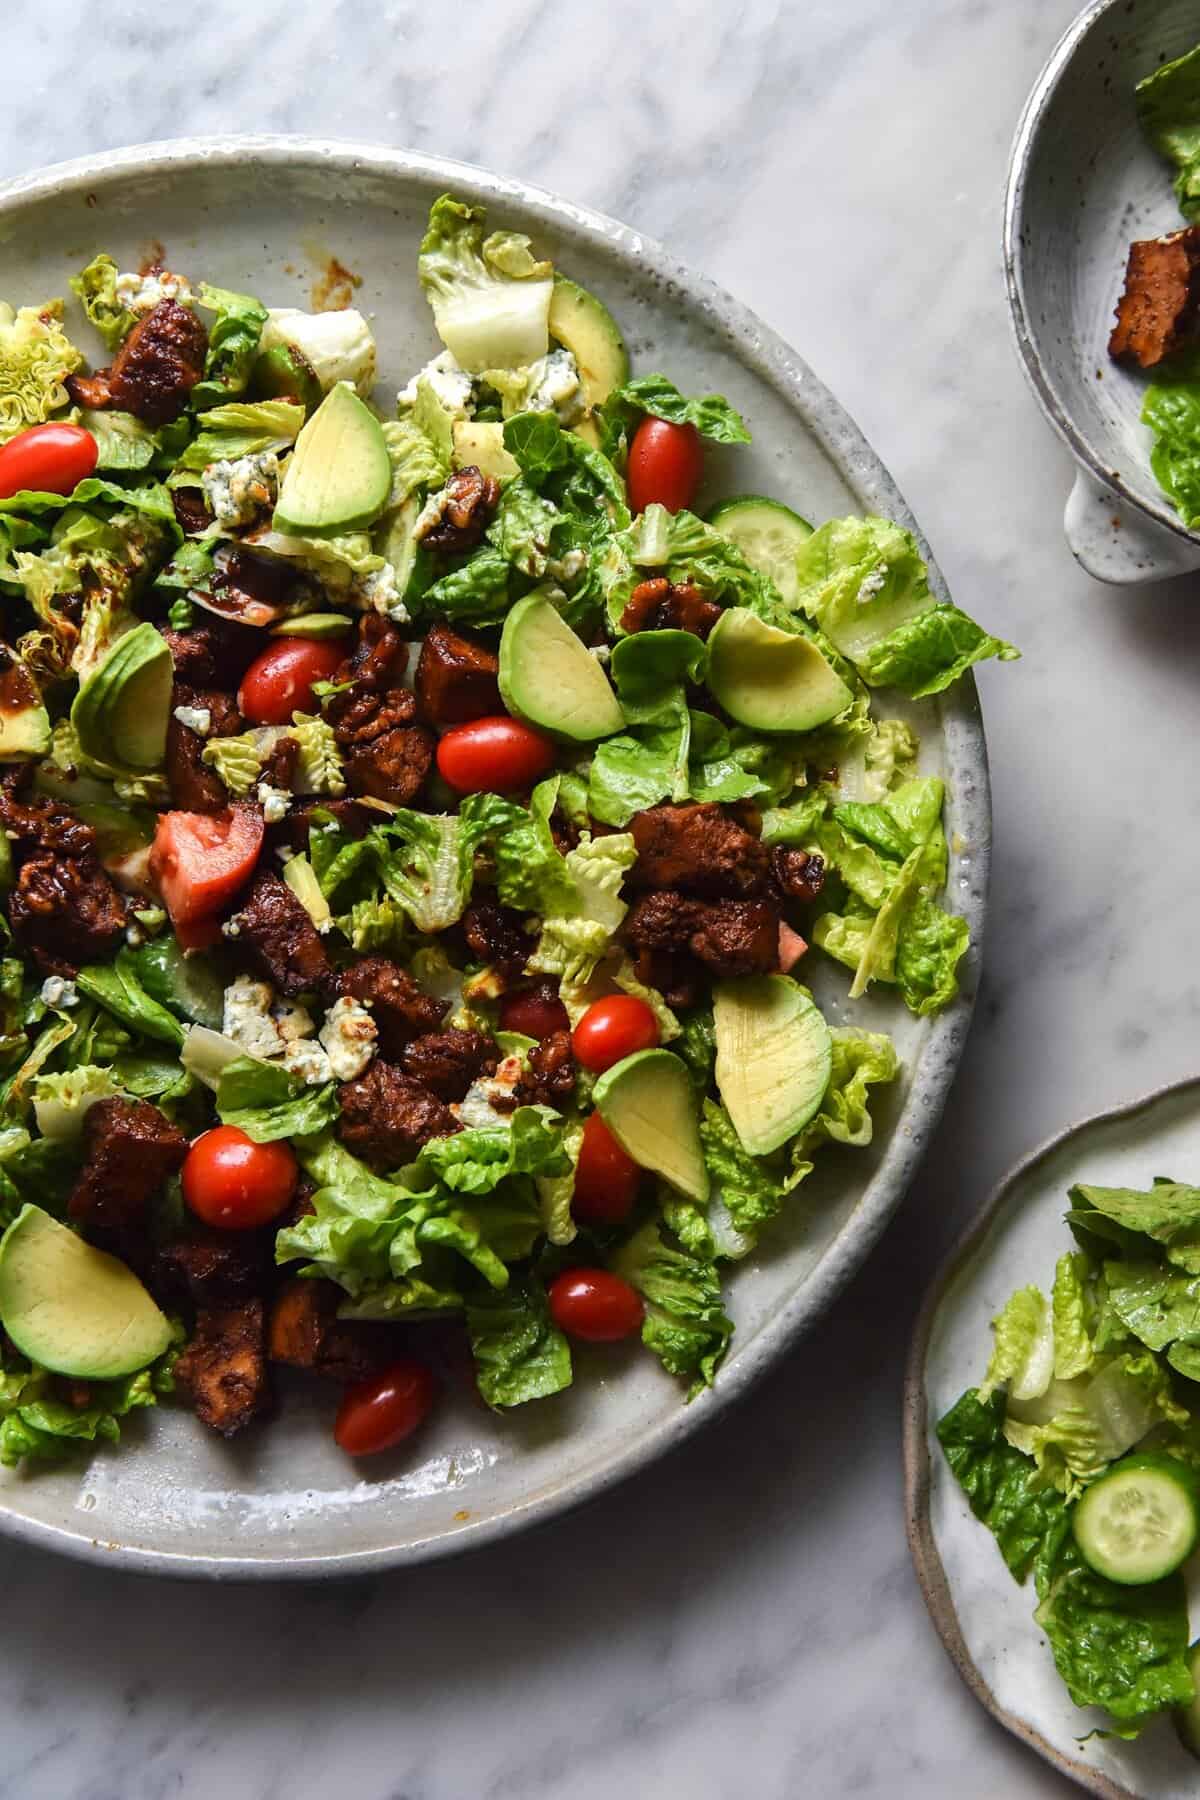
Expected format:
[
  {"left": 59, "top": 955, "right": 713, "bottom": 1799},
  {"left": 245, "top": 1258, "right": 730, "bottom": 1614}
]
[
  {"left": 201, "top": 451, "right": 280, "bottom": 531},
  {"left": 354, "top": 562, "right": 409, "bottom": 623},
  {"left": 124, "top": 922, "right": 146, "bottom": 948},
  {"left": 114, "top": 268, "right": 194, "bottom": 314},
  {"left": 856, "top": 564, "right": 887, "bottom": 604},
  {"left": 587, "top": 643, "right": 611, "bottom": 666},
  {"left": 412, "top": 483, "right": 452, "bottom": 543},
  {"left": 39, "top": 976, "right": 78, "bottom": 1010},
  {"left": 398, "top": 349, "right": 474, "bottom": 415},
  {"left": 272, "top": 999, "right": 316, "bottom": 1045},
  {"left": 256, "top": 780, "right": 291, "bottom": 824},
  {"left": 222, "top": 976, "right": 285, "bottom": 1060},
  {"left": 318, "top": 995, "right": 378, "bottom": 1081},
  {"left": 453, "top": 1054, "right": 523, "bottom": 1127},
  {"left": 281, "top": 1038, "right": 333, "bottom": 1085},
  {"left": 222, "top": 919, "right": 242, "bottom": 938},
  {"left": 173, "top": 703, "right": 212, "bottom": 737},
  {"left": 521, "top": 348, "right": 586, "bottom": 425},
  {"left": 547, "top": 547, "right": 587, "bottom": 584}
]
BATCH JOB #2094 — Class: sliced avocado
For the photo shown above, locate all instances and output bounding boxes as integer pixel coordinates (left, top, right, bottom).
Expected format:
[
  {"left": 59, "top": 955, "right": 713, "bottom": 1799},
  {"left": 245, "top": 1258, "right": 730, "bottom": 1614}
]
[
  {"left": 273, "top": 382, "right": 392, "bottom": 537},
  {"left": 706, "top": 608, "right": 853, "bottom": 734},
  {"left": 0, "top": 832, "right": 11, "bottom": 893},
  {"left": 0, "top": 656, "right": 50, "bottom": 761},
  {"left": 452, "top": 419, "right": 519, "bottom": 483},
  {"left": 283, "top": 854, "right": 332, "bottom": 932},
  {"left": 71, "top": 620, "right": 173, "bottom": 770},
  {"left": 251, "top": 343, "right": 323, "bottom": 414},
  {"left": 499, "top": 592, "right": 624, "bottom": 742},
  {"left": 594, "top": 1048, "right": 708, "bottom": 1202},
  {"left": 270, "top": 612, "right": 354, "bottom": 639},
  {"left": 713, "top": 976, "right": 832, "bottom": 1156},
  {"left": 549, "top": 276, "right": 629, "bottom": 411},
  {"left": 0, "top": 1204, "right": 172, "bottom": 1380}
]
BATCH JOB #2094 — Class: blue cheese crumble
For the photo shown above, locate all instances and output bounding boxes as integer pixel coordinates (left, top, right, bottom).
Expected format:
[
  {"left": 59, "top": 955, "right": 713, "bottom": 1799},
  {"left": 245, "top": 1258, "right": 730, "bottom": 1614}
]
[
  {"left": 201, "top": 451, "right": 280, "bottom": 530},
  {"left": 39, "top": 975, "right": 78, "bottom": 1010},
  {"left": 398, "top": 350, "right": 474, "bottom": 415},
  {"left": 173, "top": 702, "right": 212, "bottom": 737},
  {"left": 318, "top": 995, "right": 377, "bottom": 1081}
]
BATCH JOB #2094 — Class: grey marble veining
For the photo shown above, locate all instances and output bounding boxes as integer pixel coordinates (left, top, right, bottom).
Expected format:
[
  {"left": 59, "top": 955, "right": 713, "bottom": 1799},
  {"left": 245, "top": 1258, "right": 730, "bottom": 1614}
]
[{"left": 0, "top": 0, "right": 1167, "bottom": 1792}]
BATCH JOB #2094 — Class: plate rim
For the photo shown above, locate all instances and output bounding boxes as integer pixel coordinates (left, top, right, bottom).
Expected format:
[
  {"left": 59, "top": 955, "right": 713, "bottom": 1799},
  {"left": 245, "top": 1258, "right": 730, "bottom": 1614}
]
[
  {"left": 903, "top": 1074, "right": 1200, "bottom": 1799},
  {"left": 0, "top": 133, "right": 990, "bottom": 1580}
]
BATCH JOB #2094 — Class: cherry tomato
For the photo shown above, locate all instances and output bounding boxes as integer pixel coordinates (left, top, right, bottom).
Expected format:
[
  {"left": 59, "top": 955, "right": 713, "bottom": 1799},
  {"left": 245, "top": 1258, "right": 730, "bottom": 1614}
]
[
  {"left": 0, "top": 423, "right": 98, "bottom": 501},
  {"left": 436, "top": 716, "right": 557, "bottom": 796},
  {"left": 499, "top": 983, "right": 570, "bottom": 1041},
  {"left": 626, "top": 416, "right": 704, "bottom": 515},
  {"left": 174, "top": 915, "right": 223, "bottom": 953},
  {"left": 182, "top": 1125, "right": 298, "bottom": 1230},
  {"left": 572, "top": 1112, "right": 641, "bottom": 1226},
  {"left": 237, "top": 637, "right": 346, "bottom": 726},
  {"left": 149, "top": 805, "right": 264, "bottom": 927},
  {"left": 572, "top": 995, "right": 660, "bottom": 1073},
  {"left": 334, "top": 1359, "right": 437, "bottom": 1456},
  {"left": 548, "top": 1268, "right": 644, "bottom": 1342}
]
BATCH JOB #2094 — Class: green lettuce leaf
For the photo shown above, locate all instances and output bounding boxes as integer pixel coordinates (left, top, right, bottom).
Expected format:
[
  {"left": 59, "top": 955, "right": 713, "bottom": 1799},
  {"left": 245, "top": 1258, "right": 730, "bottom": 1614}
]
[
  {"left": 30, "top": 1064, "right": 119, "bottom": 1140},
  {"left": 418, "top": 195, "right": 553, "bottom": 373},
  {"left": 75, "top": 951, "right": 185, "bottom": 1048},
  {"left": 699, "top": 1099, "right": 801, "bottom": 1252},
  {"left": 0, "top": 1336, "right": 179, "bottom": 1468},
  {"left": 797, "top": 1028, "right": 899, "bottom": 1152},
  {"left": 465, "top": 1274, "right": 572, "bottom": 1407},
  {"left": 793, "top": 515, "right": 1016, "bottom": 696},
  {"left": 412, "top": 1106, "right": 567, "bottom": 1198},
  {"left": 381, "top": 415, "right": 449, "bottom": 507},
  {"left": 419, "top": 548, "right": 515, "bottom": 625},
  {"left": 173, "top": 399, "right": 304, "bottom": 473},
  {"left": 527, "top": 832, "right": 637, "bottom": 993},
  {"left": 587, "top": 629, "right": 705, "bottom": 825},
  {"left": 1143, "top": 350, "right": 1200, "bottom": 529},
  {"left": 1136, "top": 44, "right": 1200, "bottom": 220},
  {"left": 1069, "top": 1180, "right": 1200, "bottom": 1271},
  {"left": 979, "top": 1285, "right": 1053, "bottom": 1403},
  {"left": 0, "top": 299, "right": 83, "bottom": 444},
  {"left": 534, "top": 1118, "right": 581, "bottom": 1247},
  {"left": 1005, "top": 1352, "right": 1188, "bottom": 1497},
  {"left": 215, "top": 1056, "right": 339, "bottom": 1143},
  {"left": 192, "top": 284, "right": 268, "bottom": 409},
  {"left": 69, "top": 254, "right": 136, "bottom": 351},
  {"left": 1100, "top": 1259, "right": 1200, "bottom": 1355},
  {"left": 1052, "top": 1251, "right": 1095, "bottom": 1382},
  {"left": 81, "top": 410, "right": 161, "bottom": 472},
  {"left": 936, "top": 1386, "right": 1068, "bottom": 1581},
  {"left": 613, "top": 1220, "right": 734, "bottom": 1395}
]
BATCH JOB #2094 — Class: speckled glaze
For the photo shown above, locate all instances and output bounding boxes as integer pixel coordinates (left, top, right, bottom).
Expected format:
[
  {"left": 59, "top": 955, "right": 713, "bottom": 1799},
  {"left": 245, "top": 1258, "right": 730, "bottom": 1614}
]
[
  {"left": 0, "top": 137, "right": 989, "bottom": 1579},
  {"left": 906, "top": 1076, "right": 1200, "bottom": 1799},
  {"left": 1005, "top": 0, "right": 1200, "bottom": 584}
]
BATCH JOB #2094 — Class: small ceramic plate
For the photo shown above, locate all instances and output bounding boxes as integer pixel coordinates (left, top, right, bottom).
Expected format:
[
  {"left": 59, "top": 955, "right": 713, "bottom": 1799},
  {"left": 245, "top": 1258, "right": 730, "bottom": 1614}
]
[
  {"left": 0, "top": 137, "right": 989, "bottom": 1580},
  {"left": 906, "top": 1077, "right": 1200, "bottom": 1798}
]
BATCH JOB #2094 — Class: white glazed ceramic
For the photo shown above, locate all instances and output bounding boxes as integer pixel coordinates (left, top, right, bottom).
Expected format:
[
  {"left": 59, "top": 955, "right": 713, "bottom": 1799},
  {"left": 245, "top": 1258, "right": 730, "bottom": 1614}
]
[
  {"left": 907, "top": 1077, "right": 1200, "bottom": 1799},
  {"left": 0, "top": 137, "right": 990, "bottom": 1579},
  {"left": 1005, "top": 0, "right": 1200, "bottom": 585}
]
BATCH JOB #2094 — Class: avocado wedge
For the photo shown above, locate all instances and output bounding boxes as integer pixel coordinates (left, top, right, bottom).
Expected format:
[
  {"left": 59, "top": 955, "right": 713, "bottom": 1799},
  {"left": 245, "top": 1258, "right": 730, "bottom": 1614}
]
[
  {"left": 71, "top": 620, "right": 173, "bottom": 770},
  {"left": 0, "top": 1204, "right": 172, "bottom": 1380},
  {"left": 273, "top": 381, "right": 392, "bottom": 537},
  {"left": 713, "top": 976, "right": 832, "bottom": 1156},
  {"left": 594, "top": 1048, "right": 708, "bottom": 1202},
  {"left": 499, "top": 592, "right": 624, "bottom": 741},
  {"left": 706, "top": 608, "right": 853, "bottom": 734},
  {"left": 549, "top": 276, "right": 629, "bottom": 411}
]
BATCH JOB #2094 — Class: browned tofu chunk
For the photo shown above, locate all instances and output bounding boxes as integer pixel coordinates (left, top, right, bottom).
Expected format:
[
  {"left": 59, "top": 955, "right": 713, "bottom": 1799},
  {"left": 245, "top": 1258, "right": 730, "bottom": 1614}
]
[
  {"left": 268, "top": 1278, "right": 401, "bottom": 1383},
  {"left": 628, "top": 802, "right": 772, "bottom": 899},
  {"left": 414, "top": 623, "right": 501, "bottom": 725},
  {"left": 227, "top": 869, "right": 332, "bottom": 996},
  {"left": 175, "top": 1300, "right": 271, "bottom": 1436},
  {"left": 68, "top": 1096, "right": 189, "bottom": 1242},
  {"left": 1109, "top": 226, "right": 1200, "bottom": 367},
  {"left": 337, "top": 1062, "right": 460, "bottom": 1169},
  {"left": 397, "top": 1028, "right": 498, "bottom": 1101},
  {"left": 623, "top": 891, "right": 780, "bottom": 979}
]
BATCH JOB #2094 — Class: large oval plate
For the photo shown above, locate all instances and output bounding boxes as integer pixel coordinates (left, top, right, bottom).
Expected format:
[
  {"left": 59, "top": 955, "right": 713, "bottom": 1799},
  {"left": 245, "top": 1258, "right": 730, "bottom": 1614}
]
[
  {"left": 906, "top": 1078, "right": 1200, "bottom": 1798},
  {"left": 0, "top": 138, "right": 989, "bottom": 1578}
]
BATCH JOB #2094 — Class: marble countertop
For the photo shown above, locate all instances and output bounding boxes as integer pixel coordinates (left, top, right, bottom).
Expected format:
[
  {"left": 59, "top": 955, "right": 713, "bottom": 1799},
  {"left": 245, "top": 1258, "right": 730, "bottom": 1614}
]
[{"left": 0, "top": 0, "right": 1180, "bottom": 1792}]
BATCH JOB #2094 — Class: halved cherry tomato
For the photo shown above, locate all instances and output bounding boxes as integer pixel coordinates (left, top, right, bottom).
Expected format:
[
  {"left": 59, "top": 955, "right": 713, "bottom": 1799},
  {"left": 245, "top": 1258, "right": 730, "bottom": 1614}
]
[
  {"left": 571, "top": 1112, "right": 641, "bottom": 1226},
  {"left": 237, "top": 637, "right": 346, "bottom": 725},
  {"left": 334, "top": 1359, "right": 437, "bottom": 1456},
  {"left": 499, "top": 983, "right": 570, "bottom": 1041},
  {"left": 149, "top": 805, "right": 264, "bottom": 927},
  {"left": 548, "top": 1268, "right": 644, "bottom": 1341},
  {"left": 174, "top": 915, "right": 224, "bottom": 954},
  {"left": 626, "top": 416, "right": 704, "bottom": 515},
  {"left": 572, "top": 995, "right": 660, "bottom": 1073},
  {"left": 182, "top": 1125, "right": 298, "bottom": 1230},
  {"left": 436, "top": 716, "right": 557, "bottom": 795},
  {"left": 0, "top": 423, "right": 98, "bottom": 501}
]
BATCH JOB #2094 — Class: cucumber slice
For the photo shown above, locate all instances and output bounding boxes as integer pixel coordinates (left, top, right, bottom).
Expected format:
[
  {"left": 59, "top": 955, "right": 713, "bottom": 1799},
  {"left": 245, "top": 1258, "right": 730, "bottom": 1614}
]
[
  {"left": 708, "top": 495, "right": 813, "bottom": 609},
  {"left": 1175, "top": 1641, "right": 1200, "bottom": 1758},
  {"left": 1072, "top": 1454, "right": 1200, "bottom": 1585}
]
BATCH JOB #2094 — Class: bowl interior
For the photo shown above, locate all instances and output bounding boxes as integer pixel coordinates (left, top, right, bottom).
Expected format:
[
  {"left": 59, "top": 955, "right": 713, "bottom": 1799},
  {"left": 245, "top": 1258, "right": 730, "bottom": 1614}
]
[
  {"left": 0, "top": 141, "right": 986, "bottom": 1576},
  {"left": 1009, "top": 0, "right": 1200, "bottom": 537}
]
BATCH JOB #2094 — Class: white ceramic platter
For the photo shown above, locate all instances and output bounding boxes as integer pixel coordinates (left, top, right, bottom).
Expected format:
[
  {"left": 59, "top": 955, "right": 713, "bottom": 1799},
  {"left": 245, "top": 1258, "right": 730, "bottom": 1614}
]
[
  {"left": 907, "top": 1077, "right": 1200, "bottom": 1798},
  {"left": 0, "top": 137, "right": 989, "bottom": 1578}
]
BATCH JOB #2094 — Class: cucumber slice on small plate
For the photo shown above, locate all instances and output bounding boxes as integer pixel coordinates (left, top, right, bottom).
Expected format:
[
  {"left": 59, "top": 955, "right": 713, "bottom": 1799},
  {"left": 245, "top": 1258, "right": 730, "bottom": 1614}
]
[
  {"left": 1073, "top": 1455, "right": 1200, "bottom": 1586},
  {"left": 707, "top": 494, "right": 813, "bottom": 607}
]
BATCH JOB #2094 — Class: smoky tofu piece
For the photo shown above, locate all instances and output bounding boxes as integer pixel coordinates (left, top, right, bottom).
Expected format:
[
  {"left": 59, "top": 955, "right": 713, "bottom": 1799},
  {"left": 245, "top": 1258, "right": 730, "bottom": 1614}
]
[
  {"left": 326, "top": 685, "right": 435, "bottom": 806},
  {"left": 629, "top": 802, "right": 772, "bottom": 899},
  {"left": 157, "top": 617, "right": 262, "bottom": 689},
  {"left": 154, "top": 1229, "right": 271, "bottom": 1309},
  {"left": 228, "top": 869, "right": 331, "bottom": 996},
  {"left": 630, "top": 948, "right": 705, "bottom": 1011},
  {"left": 68, "top": 1096, "right": 189, "bottom": 1240},
  {"left": 398, "top": 1028, "right": 498, "bottom": 1102},
  {"left": 106, "top": 299, "right": 209, "bottom": 424},
  {"left": 771, "top": 846, "right": 826, "bottom": 904},
  {"left": 1109, "top": 226, "right": 1200, "bottom": 368},
  {"left": 414, "top": 624, "right": 501, "bottom": 725},
  {"left": 623, "top": 891, "right": 779, "bottom": 980},
  {"left": 333, "top": 956, "right": 447, "bottom": 1057},
  {"left": 175, "top": 1300, "right": 271, "bottom": 1437},
  {"left": 338, "top": 1062, "right": 461, "bottom": 1169},
  {"left": 268, "top": 1277, "right": 403, "bottom": 1383},
  {"left": 275, "top": 797, "right": 374, "bottom": 855},
  {"left": 165, "top": 685, "right": 245, "bottom": 814}
]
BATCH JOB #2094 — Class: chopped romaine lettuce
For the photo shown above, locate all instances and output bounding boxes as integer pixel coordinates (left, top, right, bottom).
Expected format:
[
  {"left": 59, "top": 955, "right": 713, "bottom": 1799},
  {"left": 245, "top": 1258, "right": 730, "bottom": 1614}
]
[{"left": 419, "top": 195, "right": 553, "bottom": 373}]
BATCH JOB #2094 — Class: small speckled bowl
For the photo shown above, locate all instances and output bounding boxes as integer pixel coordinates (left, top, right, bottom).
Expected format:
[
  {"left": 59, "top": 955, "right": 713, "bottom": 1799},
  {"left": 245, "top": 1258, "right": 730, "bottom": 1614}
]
[
  {"left": 1005, "top": 0, "right": 1200, "bottom": 584},
  {"left": 0, "top": 137, "right": 989, "bottom": 1579}
]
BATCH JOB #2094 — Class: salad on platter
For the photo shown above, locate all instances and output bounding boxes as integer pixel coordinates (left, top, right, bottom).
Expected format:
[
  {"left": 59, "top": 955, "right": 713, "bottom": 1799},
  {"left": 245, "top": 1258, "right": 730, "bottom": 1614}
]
[{"left": 0, "top": 192, "right": 1012, "bottom": 1465}]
